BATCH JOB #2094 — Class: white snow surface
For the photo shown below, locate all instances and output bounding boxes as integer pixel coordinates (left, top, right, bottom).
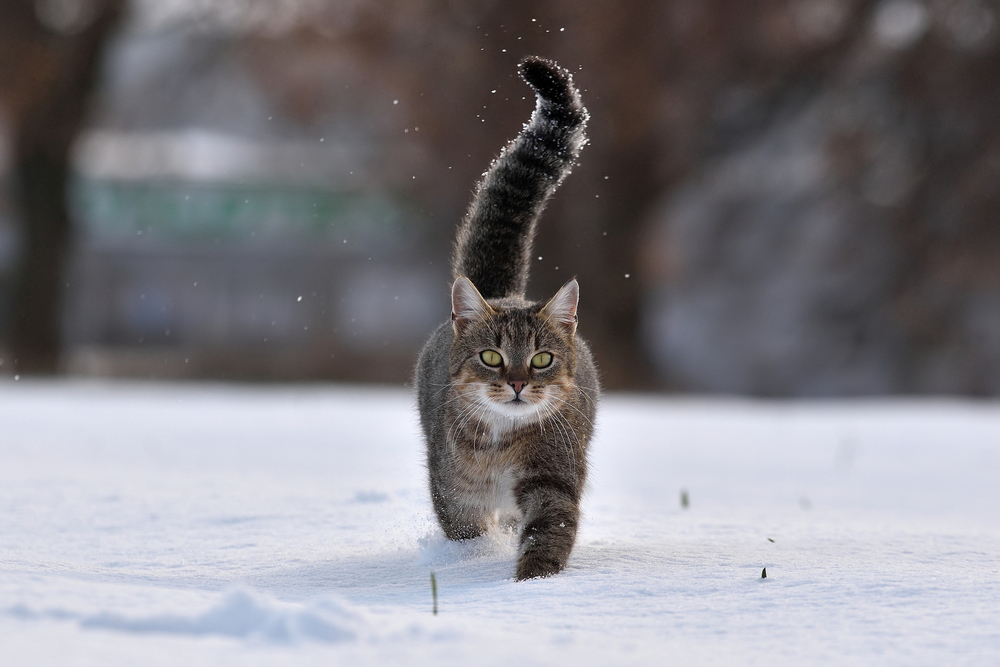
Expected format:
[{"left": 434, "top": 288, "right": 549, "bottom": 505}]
[{"left": 1, "top": 380, "right": 998, "bottom": 665}]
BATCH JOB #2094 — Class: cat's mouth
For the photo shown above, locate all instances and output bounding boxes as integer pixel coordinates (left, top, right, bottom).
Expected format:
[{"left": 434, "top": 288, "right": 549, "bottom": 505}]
[
  {"left": 473, "top": 390, "right": 549, "bottom": 426},
  {"left": 500, "top": 395, "right": 544, "bottom": 416}
]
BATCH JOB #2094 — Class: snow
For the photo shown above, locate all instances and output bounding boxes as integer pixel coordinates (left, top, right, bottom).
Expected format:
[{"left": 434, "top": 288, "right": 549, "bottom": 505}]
[{"left": 2, "top": 380, "right": 998, "bottom": 665}]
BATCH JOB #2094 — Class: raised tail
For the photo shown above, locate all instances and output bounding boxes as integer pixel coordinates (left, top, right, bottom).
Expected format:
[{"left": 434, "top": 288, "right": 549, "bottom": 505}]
[{"left": 452, "top": 56, "right": 588, "bottom": 300}]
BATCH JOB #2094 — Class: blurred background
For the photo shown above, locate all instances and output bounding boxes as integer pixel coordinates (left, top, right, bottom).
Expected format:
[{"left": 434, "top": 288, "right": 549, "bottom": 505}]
[{"left": 0, "top": 0, "right": 998, "bottom": 395}]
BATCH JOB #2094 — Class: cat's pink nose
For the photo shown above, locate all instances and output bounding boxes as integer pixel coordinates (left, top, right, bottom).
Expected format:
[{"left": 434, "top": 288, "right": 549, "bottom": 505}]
[{"left": 509, "top": 380, "right": 527, "bottom": 395}]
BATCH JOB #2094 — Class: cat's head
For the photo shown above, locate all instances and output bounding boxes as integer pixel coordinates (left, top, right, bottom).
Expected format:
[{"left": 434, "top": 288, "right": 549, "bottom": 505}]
[{"left": 449, "top": 276, "right": 579, "bottom": 429}]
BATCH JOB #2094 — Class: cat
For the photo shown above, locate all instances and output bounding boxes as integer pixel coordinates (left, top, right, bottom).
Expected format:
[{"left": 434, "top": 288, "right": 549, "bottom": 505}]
[{"left": 415, "top": 56, "right": 598, "bottom": 580}]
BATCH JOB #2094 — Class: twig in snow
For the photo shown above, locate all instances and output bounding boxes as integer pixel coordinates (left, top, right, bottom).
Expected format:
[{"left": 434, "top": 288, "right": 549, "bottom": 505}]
[{"left": 430, "top": 571, "right": 438, "bottom": 615}]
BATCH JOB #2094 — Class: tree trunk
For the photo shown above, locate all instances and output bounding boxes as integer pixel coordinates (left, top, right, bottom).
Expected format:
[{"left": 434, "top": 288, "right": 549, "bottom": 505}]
[{"left": 0, "top": 0, "right": 125, "bottom": 373}]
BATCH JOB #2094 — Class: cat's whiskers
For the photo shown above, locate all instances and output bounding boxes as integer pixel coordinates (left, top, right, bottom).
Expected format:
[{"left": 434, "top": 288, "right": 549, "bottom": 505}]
[
  {"left": 543, "top": 390, "right": 595, "bottom": 430},
  {"left": 438, "top": 385, "right": 478, "bottom": 413},
  {"left": 448, "top": 394, "right": 491, "bottom": 454},
  {"left": 427, "top": 380, "right": 460, "bottom": 401},
  {"left": 453, "top": 391, "right": 509, "bottom": 453},
  {"left": 573, "top": 383, "right": 600, "bottom": 410}
]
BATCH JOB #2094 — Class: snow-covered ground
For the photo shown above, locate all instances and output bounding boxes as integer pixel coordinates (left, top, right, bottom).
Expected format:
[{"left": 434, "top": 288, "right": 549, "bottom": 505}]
[{"left": 1, "top": 380, "right": 998, "bottom": 665}]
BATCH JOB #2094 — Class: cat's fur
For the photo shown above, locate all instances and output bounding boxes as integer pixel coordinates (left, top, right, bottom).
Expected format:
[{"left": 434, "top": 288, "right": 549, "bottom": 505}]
[{"left": 416, "top": 57, "right": 598, "bottom": 580}]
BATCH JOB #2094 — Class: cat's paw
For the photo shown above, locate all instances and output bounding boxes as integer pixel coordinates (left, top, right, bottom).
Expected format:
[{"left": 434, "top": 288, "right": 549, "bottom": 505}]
[{"left": 515, "top": 551, "right": 564, "bottom": 581}]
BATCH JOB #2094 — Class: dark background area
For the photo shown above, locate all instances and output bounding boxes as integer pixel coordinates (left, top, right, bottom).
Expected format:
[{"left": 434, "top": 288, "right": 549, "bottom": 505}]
[{"left": 0, "top": 0, "right": 998, "bottom": 394}]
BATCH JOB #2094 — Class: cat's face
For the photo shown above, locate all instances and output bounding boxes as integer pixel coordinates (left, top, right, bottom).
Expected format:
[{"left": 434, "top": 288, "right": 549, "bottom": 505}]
[{"left": 449, "top": 277, "right": 579, "bottom": 430}]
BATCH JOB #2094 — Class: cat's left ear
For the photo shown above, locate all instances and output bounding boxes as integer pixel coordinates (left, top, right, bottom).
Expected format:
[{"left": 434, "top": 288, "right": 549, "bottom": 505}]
[{"left": 540, "top": 279, "right": 579, "bottom": 336}]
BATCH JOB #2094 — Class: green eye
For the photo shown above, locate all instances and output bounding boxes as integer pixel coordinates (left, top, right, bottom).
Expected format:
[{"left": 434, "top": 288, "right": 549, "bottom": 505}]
[
  {"left": 531, "top": 352, "right": 553, "bottom": 369},
  {"left": 480, "top": 350, "right": 503, "bottom": 367}
]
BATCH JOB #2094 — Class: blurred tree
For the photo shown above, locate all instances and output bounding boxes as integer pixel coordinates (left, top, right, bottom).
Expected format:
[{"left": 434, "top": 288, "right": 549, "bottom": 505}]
[
  {"left": 0, "top": 0, "right": 125, "bottom": 373},
  {"left": 639, "top": 0, "right": 1000, "bottom": 394}
]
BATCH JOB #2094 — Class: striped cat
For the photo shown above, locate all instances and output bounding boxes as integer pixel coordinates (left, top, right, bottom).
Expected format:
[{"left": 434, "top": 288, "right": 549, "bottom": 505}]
[{"left": 416, "top": 57, "right": 598, "bottom": 580}]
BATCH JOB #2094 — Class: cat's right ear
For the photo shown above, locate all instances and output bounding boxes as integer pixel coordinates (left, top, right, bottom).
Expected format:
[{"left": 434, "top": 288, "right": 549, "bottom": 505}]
[{"left": 451, "top": 277, "right": 493, "bottom": 334}]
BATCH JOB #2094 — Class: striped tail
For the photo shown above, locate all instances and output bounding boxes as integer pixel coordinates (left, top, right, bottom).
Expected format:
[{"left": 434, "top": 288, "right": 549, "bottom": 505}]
[{"left": 452, "top": 56, "right": 588, "bottom": 300}]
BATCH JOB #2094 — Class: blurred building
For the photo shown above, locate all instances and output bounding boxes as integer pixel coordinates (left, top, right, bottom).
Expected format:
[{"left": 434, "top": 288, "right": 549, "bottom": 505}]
[{"left": 47, "top": 7, "right": 451, "bottom": 381}]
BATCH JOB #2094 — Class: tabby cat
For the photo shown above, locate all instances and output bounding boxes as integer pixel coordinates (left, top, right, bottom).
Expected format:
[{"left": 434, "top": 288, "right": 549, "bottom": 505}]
[{"left": 416, "top": 56, "right": 598, "bottom": 580}]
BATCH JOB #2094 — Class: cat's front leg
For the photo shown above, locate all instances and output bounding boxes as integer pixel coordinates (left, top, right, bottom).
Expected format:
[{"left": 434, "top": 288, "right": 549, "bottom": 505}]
[
  {"left": 430, "top": 486, "right": 493, "bottom": 541},
  {"left": 513, "top": 476, "right": 580, "bottom": 580}
]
